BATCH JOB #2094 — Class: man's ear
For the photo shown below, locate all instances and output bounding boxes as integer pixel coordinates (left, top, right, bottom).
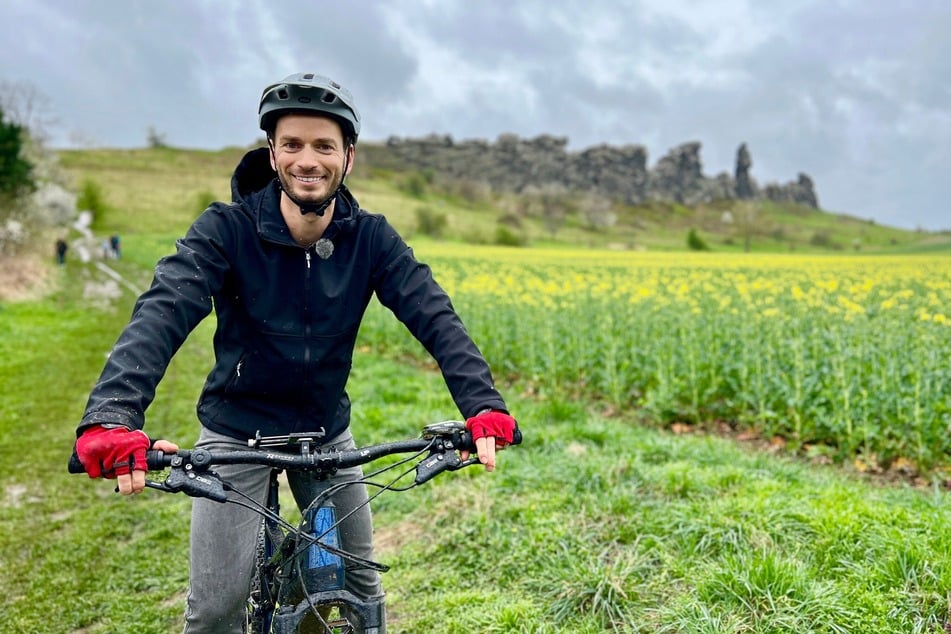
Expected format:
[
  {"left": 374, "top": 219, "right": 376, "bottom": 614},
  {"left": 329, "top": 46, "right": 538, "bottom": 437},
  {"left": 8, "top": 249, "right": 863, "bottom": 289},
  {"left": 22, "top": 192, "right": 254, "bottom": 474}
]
[
  {"left": 267, "top": 139, "right": 277, "bottom": 171},
  {"left": 345, "top": 144, "right": 356, "bottom": 176}
]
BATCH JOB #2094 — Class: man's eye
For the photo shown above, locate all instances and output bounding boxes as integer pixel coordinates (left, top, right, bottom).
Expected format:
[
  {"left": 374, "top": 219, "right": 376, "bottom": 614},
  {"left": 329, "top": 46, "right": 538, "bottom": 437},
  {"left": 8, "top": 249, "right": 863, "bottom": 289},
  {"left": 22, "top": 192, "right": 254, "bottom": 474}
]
[{"left": 284, "top": 142, "right": 302, "bottom": 150}]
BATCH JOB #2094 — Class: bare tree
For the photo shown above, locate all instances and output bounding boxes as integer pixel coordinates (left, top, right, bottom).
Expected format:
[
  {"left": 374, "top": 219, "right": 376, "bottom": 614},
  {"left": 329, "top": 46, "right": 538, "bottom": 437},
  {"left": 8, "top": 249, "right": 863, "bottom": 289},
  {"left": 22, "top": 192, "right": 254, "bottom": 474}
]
[
  {"left": 147, "top": 126, "right": 169, "bottom": 148},
  {"left": 0, "top": 80, "right": 58, "bottom": 143},
  {"left": 581, "top": 192, "right": 616, "bottom": 230},
  {"left": 734, "top": 201, "right": 759, "bottom": 252}
]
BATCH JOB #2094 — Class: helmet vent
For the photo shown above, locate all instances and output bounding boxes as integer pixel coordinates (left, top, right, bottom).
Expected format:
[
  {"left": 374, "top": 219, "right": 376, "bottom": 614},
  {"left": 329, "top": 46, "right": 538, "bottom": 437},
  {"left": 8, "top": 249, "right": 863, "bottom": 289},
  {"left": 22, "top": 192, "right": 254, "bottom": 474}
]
[
  {"left": 321, "top": 92, "right": 337, "bottom": 104},
  {"left": 277, "top": 88, "right": 289, "bottom": 100},
  {"left": 303, "top": 73, "right": 315, "bottom": 80}
]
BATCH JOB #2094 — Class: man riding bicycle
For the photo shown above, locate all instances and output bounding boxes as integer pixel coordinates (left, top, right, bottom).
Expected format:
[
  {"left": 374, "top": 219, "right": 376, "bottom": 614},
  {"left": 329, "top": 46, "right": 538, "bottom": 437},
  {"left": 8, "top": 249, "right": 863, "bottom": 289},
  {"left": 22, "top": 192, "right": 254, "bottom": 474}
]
[{"left": 73, "top": 72, "right": 517, "bottom": 633}]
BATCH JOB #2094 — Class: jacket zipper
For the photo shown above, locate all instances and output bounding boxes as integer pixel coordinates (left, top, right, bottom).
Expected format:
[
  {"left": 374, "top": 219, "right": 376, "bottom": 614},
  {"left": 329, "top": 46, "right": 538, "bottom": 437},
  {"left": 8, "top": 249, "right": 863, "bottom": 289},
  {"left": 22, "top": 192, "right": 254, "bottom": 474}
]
[{"left": 301, "top": 247, "right": 313, "bottom": 429}]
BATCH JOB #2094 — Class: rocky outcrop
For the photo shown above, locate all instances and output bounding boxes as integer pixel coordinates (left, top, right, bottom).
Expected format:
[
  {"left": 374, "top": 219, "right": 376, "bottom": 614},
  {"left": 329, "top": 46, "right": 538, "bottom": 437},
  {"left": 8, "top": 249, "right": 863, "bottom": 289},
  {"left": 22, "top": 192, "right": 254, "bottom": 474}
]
[
  {"left": 647, "top": 142, "right": 704, "bottom": 204},
  {"left": 734, "top": 143, "right": 756, "bottom": 200},
  {"left": 763, "top": 173, "right": 819, "bottom": 208},
  {"left": 363, "top": 135, "right": 819, "bottom": 209}
]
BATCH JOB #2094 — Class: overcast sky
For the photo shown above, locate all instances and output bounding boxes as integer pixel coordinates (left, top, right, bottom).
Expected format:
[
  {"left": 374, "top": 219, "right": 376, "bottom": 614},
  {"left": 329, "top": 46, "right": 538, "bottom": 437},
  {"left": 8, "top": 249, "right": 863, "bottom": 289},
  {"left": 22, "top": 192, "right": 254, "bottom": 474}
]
[{"left": 2, "top": 0, "right": 948, "bottom": 231}]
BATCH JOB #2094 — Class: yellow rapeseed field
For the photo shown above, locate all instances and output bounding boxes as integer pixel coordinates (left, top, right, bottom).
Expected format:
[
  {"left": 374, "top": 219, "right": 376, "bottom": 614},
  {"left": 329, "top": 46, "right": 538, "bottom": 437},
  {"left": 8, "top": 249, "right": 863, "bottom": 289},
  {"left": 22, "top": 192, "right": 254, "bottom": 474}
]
[{"left": 364, "top": 245, "right": 951, "bottom": 470}]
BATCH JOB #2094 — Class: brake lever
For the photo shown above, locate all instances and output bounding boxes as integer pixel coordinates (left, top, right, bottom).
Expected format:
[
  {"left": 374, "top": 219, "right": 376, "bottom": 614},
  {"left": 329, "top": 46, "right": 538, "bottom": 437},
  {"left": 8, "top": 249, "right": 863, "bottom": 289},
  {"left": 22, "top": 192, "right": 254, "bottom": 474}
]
[
  {"left": 414, "top": 450, "right": 461, "bottom": 485},
  {"left": 451, "top": 456, "right": 482, "bottom": 470},
  {"left": 149, "top": 466, "right": 229, "bottom": 502},
  {"left": 145, "top": 479, "right": 174, "bottom": 493}
]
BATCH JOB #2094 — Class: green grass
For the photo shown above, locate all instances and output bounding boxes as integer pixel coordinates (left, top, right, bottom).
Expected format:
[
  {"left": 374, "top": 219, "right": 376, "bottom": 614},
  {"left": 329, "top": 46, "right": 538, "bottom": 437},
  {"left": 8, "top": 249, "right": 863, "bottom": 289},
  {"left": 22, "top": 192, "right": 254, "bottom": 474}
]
[{"left": 2, "top": 234, "right": 951, "bottom": 633}]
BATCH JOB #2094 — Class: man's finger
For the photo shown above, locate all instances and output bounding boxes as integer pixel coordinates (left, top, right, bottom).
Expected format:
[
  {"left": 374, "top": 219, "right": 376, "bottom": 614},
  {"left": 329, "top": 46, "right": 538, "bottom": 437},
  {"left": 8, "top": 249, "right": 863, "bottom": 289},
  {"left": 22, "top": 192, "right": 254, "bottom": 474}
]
[
  {"left": 116, "top": 473, "right": 134, "bottom": 495},
  {"left": 131, "top": 469, "right": 147, "bottom": 493},
  {"left": 476, "top": 436, "right": 496, "bottom": 472},
  {"left": 152, "top": 439, "right": 179, "bottom": 453}
]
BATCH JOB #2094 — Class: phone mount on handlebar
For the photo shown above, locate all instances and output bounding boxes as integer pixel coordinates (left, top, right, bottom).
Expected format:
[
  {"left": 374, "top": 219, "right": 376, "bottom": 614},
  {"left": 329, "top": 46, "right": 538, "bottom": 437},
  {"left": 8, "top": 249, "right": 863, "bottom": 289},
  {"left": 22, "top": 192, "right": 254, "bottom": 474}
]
[
  {"left": 420, "top": 420, "right": 467, "bottom": 439},
  {"left": 248, "top": 429, "right": 326, "bottom": 451}
]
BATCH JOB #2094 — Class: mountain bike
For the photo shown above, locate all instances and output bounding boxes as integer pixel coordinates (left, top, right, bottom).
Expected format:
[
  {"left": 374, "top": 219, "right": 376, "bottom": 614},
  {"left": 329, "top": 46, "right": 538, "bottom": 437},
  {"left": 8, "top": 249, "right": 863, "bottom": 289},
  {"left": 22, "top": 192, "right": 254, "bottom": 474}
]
[{"left": 69, "top": 420, "right": 521, "bottom": 633}]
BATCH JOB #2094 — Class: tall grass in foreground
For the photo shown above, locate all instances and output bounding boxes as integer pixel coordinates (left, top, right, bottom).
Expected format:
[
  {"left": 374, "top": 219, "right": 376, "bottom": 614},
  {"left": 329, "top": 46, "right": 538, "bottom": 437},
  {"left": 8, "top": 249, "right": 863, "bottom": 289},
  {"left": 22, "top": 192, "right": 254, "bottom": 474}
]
[{"left": 360, "top": 247, "right": 951, "bottom": 471}]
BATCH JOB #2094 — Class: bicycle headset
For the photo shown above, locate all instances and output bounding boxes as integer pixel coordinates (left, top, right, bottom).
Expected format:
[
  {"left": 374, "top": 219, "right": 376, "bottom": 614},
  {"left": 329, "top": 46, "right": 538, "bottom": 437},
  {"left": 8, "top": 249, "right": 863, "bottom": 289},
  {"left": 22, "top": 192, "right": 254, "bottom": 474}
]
[{"left": 258, "top": 72, "right": 362, "bottom": 216}]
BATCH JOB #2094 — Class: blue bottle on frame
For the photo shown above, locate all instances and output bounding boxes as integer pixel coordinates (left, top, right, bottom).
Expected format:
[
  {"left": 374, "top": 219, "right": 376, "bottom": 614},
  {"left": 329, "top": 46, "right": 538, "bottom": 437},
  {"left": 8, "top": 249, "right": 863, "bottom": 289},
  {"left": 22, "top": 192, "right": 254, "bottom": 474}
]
[{"left": 304, "top": 503, "right": 345, "bottom": 591}]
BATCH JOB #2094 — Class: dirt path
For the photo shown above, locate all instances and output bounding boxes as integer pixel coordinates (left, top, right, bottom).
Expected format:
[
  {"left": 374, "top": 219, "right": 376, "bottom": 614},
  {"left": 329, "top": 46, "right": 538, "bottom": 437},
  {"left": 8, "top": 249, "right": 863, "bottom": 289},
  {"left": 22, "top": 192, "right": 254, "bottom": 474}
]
[{"left": 0, "top": 252, "right": 52, "bottom": 301}]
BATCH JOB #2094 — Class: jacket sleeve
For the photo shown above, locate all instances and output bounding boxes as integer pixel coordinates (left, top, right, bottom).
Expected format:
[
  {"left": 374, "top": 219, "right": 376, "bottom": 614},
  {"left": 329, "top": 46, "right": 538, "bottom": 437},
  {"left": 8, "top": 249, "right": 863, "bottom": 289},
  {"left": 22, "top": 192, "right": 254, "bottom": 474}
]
[
  {"left": 78, "top": 208, "right": 232, "bottom": 433},
  {"left": 369, "top": 219, "right": 507, "bottom": 418}
]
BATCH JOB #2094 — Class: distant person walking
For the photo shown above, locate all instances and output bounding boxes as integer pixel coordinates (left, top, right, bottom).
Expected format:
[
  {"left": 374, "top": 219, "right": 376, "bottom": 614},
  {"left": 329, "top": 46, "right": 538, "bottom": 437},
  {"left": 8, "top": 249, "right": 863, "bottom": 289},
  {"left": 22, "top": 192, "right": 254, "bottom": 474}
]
[
  {"left": 109, "top": 234, "right": 121, "bottom": 259},
  {"left": 55, "top": 238, "right": 68, "bottom": 265}
]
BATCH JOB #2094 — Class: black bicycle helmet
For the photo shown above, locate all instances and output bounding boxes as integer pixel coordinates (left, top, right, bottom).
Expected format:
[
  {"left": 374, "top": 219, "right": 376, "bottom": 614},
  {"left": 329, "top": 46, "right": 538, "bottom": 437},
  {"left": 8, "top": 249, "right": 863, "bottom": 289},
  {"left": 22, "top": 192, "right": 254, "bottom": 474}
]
[{"left": 258, "top": 72, "right": 361, "bottom": 143}]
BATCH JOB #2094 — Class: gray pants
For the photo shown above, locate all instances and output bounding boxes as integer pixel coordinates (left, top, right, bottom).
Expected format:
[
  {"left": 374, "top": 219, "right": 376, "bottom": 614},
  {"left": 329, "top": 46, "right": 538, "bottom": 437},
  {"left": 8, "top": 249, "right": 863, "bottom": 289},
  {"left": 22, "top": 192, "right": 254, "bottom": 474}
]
[{"left": 183, "top": 427, "right": 383, "bottom": 633}]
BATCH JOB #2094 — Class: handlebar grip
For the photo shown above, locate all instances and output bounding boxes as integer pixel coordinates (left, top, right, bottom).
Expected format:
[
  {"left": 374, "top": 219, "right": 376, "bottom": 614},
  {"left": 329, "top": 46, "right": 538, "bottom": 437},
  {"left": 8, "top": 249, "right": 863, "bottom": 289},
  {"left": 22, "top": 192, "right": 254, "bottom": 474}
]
[
  {"left": 67, "top": 449, "right": 170, "bottom": 474},
  {"left": 67, "top": 450, "right": 84, "bottom": 474},
  {"left": 146, "top": 450, "right": 170, "bottom": 470}
]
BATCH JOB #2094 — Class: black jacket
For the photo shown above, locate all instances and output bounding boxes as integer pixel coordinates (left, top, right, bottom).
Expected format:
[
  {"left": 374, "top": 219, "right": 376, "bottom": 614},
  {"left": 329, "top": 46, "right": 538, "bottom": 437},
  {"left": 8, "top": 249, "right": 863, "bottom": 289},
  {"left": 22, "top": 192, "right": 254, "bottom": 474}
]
[{"left": 80, "top": 147, "right": 506, "bottom": 441}]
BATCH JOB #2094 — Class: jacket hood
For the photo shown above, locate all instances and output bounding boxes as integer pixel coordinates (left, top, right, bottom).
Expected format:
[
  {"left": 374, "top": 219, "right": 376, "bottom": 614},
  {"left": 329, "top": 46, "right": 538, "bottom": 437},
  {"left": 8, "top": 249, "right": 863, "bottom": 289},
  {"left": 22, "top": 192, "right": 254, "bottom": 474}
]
[
  {"left": 230, "top": 147, "right": 359, "bottom": 227},
  {"left": 231, "top": 147, "right": 277, "bottom": 204}
]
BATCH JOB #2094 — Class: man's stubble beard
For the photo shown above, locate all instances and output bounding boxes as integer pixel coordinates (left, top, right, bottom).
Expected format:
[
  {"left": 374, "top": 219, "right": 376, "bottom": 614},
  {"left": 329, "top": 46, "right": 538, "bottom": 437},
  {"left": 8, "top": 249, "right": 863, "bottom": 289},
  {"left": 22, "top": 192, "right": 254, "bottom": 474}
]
[{"left": 277, "top": 168, "right": 342, "bottom": 208}]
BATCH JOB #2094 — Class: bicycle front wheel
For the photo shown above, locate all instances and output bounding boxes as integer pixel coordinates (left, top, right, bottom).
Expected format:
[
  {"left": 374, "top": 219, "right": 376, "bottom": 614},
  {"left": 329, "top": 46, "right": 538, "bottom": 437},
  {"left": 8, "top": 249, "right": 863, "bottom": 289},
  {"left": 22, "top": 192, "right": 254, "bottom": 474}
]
[{"left": 248, "top": 519, "right": 275, "bottom": 634}]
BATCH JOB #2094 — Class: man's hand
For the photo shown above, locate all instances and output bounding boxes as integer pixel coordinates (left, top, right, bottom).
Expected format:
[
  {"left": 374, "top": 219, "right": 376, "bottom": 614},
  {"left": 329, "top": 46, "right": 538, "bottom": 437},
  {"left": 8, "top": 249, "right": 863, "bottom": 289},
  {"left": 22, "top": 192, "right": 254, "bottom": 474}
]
[
  {"left": 75, "top": 425, "right": 179, "bottom": 495},
  {"left": 463, "top": 410, "right": 516, "bottom": 472}
]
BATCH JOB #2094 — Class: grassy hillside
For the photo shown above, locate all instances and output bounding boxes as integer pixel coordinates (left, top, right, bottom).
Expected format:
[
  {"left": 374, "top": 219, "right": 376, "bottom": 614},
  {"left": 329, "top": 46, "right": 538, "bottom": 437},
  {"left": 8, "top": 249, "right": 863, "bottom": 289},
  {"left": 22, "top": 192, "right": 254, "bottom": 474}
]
[{"left": 57, "top": 145, "right": 950, "bottom": 254}]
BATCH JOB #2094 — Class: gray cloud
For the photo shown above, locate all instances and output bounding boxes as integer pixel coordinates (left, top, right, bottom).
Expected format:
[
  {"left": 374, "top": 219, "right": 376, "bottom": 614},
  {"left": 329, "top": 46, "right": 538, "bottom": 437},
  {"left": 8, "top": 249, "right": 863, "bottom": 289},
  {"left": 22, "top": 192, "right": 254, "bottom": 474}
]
[{"left": 0, "top": 0, "right": 947, "bottom": 230}]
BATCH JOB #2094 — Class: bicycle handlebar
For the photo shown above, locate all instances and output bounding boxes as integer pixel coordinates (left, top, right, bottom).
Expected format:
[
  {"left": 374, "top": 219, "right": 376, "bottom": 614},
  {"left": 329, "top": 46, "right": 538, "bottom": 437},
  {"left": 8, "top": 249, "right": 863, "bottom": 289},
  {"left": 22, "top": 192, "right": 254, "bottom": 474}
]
[{"left": 68, "top": 422, "right": 523, "bottom": 489}]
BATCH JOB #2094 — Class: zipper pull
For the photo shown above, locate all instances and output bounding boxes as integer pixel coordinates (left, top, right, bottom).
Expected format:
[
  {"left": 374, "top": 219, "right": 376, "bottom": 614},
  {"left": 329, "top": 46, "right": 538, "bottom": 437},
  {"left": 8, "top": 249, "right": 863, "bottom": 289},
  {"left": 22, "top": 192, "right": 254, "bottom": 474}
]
[{"left": 305, "top": 250, "right": 312, "bottom": 269}]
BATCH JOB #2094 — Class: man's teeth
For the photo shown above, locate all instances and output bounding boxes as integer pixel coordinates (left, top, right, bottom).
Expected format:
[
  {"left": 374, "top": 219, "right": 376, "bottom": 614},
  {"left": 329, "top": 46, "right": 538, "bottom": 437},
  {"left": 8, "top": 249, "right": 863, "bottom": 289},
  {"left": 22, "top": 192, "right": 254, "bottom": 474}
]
[{"left": 296, "top": 175, "right": 320, "bottom": 183}]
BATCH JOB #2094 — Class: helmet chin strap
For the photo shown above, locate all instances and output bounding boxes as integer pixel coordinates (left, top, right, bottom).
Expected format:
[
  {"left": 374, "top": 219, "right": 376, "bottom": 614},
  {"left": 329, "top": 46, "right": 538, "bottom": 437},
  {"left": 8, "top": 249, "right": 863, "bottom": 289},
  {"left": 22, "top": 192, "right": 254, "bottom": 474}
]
[{"left": 269, "top": 140, "right": 353, "bottom": 217}]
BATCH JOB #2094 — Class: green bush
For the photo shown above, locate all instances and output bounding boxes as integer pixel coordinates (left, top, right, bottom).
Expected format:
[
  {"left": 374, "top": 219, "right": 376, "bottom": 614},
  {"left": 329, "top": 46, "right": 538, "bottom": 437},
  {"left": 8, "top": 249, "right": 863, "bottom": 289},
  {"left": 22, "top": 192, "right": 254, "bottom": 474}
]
[
  {"left": 0, "top": 106, "right": 33, "bottom": 199},
  {"left": 194, "top": 190, "right": 218, "bottom": 214},
  {"left": 494, "top": 224, "right": 527, "bottom": 247},
  {"left": 76, "top": 179, "right": 107, "bottom": 216},
  {"left": 401, "top": 171, "right": 433, "bottom": 199},
  {"left": 687, "top": 228, "right": 709, "bottom": 251},
  {"left": 809, "top": 230, "right": 842, "bottom": 250},
  {"left": 415, "top": 206, "right": 447, "bottom": 237}
]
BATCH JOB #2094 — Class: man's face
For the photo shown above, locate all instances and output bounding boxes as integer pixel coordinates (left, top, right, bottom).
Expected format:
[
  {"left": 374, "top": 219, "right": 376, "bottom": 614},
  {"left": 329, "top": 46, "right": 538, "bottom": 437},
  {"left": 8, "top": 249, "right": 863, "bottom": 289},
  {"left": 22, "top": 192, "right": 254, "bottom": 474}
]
[{"left": 269, "top": 113, "right": 353, "bottom": 208}]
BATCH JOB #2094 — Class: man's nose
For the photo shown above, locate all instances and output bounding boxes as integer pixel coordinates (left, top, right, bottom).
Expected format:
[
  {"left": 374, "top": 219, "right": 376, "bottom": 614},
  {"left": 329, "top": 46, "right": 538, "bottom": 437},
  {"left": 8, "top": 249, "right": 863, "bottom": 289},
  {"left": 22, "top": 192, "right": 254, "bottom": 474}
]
[{"left": 296, "top": 146, "right": 321, "bottom": 168}]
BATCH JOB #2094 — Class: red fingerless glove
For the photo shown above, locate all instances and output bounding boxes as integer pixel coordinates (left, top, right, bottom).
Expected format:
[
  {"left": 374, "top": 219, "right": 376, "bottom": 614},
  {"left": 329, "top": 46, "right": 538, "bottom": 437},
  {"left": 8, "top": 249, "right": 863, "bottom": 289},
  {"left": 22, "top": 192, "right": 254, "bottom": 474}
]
[
  {"left": 75, "top": 425, "right": 150, "bottom": 479},
  {"left": 465, "top": 410, "right": 516, "bottom": 445}
]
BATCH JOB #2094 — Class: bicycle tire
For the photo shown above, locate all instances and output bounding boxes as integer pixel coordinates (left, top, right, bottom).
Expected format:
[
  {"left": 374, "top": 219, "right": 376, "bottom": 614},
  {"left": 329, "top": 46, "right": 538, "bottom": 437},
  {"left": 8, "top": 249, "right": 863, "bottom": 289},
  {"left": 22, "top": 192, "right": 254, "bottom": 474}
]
[{"left": 247, "top": 520, "right": 271, "bottom": 634}]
